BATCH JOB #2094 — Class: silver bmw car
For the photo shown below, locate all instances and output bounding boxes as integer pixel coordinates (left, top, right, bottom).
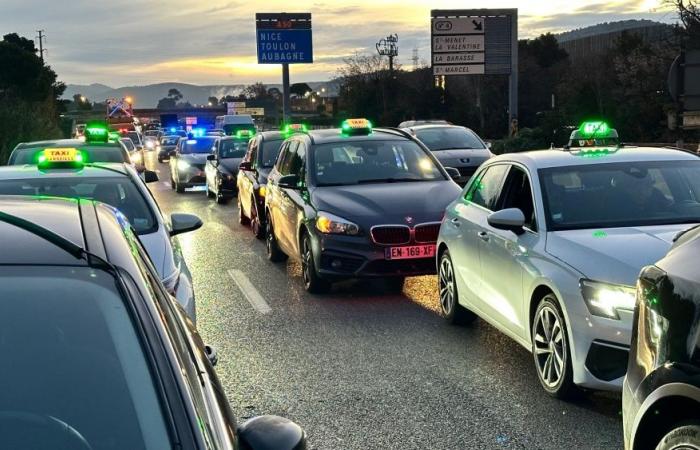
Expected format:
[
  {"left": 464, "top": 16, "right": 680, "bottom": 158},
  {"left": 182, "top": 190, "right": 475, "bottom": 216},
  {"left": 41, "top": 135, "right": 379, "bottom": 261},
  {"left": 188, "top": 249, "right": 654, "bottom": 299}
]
[{"left": 436, "top": 146, "right": 700, "bottom": 398}]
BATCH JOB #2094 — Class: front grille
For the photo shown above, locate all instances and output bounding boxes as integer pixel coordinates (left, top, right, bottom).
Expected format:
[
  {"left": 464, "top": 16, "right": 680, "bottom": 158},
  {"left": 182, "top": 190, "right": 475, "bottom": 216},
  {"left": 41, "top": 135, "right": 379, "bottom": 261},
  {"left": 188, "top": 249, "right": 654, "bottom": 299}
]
[
  {"left": 585, "top": 340, "right": 630, "bottom": 381},
  {"left": 414, "top": 223, "right": 441, "bottom": 243},
  {"left": 371, "top": 226, "right": 410, "bottom": 245},
  {"left": 364, "top": 258, "right": 436, "bottom": 275},
  {"left": 458, "top": 166, "right": 477, "bottom": 177}
]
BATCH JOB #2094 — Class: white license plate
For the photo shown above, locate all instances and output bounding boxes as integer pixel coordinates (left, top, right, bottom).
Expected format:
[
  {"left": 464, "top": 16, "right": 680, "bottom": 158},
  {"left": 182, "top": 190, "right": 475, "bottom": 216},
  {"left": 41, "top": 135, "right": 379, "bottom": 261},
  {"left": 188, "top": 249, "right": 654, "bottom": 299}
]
[{"left": 385, "top": 245, "right": 436, "bottom": 260}]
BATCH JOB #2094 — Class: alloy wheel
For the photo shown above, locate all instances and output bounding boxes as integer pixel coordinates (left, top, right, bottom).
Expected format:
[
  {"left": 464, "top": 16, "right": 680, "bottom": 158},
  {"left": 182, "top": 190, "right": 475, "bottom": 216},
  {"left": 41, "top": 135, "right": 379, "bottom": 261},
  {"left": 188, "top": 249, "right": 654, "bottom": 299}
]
[
  {"left": 439, "top": 256, "right": 455, "bottom": 315},
  {"left": 534, "top": 306, "right": 566, "bottom": 388}
]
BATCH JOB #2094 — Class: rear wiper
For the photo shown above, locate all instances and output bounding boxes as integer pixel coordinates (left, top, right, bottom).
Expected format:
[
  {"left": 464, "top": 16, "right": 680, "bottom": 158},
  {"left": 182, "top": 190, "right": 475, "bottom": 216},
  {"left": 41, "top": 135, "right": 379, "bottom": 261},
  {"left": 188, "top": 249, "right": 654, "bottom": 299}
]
[{"left": 357, "top": 178, "right": 424, "bottom": 184}]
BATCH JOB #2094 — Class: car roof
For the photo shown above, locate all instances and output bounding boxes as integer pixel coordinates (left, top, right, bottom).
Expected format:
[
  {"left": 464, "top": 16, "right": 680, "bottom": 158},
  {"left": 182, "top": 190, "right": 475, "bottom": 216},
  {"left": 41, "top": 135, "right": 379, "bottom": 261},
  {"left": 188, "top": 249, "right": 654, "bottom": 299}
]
[
  {"left": 405, "top": 124, "right": 470, "bottom": 131},
  {"left": 0, "top": 163, "right": 131, "bottom": 180},
  {"left": 259, "top": 131, "right": 286, "bottom": 140},
  {"left": 488, "top": 147, "right": 700, "bottom": 170},
  {"left": 305, "top": 128, "right": 409, "bottom": 145},
  {"left": 0, "top": 196, "right": 88, "bottom": 265},
  {"left": 14, "top": 139, "right": 123, "bottom": 150}
]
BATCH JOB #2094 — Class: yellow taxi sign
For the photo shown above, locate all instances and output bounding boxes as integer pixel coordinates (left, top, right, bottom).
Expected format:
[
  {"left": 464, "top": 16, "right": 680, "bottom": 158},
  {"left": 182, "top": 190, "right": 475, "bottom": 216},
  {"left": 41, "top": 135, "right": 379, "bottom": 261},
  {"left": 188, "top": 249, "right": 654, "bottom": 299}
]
[
  {"left": 341, "top": 118, "right": 373, "bottom": 135},
  {"left": 38, "top": 148, "right": 84, "bottom": 166}
]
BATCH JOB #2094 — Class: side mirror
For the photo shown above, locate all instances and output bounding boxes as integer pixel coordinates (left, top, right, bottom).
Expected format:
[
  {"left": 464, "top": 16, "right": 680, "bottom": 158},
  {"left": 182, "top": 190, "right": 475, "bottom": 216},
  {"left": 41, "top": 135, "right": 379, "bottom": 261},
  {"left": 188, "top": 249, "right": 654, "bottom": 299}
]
[
  {"left": 170, "top": 213, "right": 203, "bottom": 236},
  {"left": 144, "top": 170, "right": 159, "bottom": 183},
  {"left": 239, "top": 161, "right": 252, "bottom": 171},
  {"left": 444, "top": 167, "right": 461, "bottom": 181},
  {"left": 207, "top": 154, "right": 216, "bottom": 161},
  {"left": 486, "top": 141, "right": 493, "bottom": 149},
  {"left": 204, "top": 344, "right": 218, "bottom": 366},
  {"left": 238, "top": 416, "right": 307, "bottom": 450},
  {"left": 278, "top": 174, "right": 300, "bottom": 189},
  {"left": 487, "top": 208, "right": 525, "bottom": 234}
]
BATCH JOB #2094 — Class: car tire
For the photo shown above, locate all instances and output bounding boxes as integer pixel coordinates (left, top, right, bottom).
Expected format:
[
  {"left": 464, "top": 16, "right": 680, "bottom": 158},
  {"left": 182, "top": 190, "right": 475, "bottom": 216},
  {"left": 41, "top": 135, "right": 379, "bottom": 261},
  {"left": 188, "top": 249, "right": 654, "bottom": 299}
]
[
  {"left": 251, "top": 199, "right": 265, "bottom": 240},
  {"left": 656, "top": 422, "right": 700, "bottom": 450},
  {"left": 266, "top": 219, "right": 287, "bottom": 263},
  {"left": 301, "top": 233, "right": 331, "bottom": 294},
  {"left": 238, "top": 197, "right": 250, "bottom": 225},
  {"left": 532, "top": 295, "right": 577, "bottom": 399},
  {"left": 176, "top": 182, "right": 185, "bottom": 193},
  {"left": 206, "top": 180, "right": 215, "bottom": 199},
  {"left": 438, "top": 250, "right": 477, "bottom": 325},
  {"left": 386, "top": 277, "right": 406, "bottom": 293},
  {"left": 158, "top": 157, "right": 163, "bottom": 163}
]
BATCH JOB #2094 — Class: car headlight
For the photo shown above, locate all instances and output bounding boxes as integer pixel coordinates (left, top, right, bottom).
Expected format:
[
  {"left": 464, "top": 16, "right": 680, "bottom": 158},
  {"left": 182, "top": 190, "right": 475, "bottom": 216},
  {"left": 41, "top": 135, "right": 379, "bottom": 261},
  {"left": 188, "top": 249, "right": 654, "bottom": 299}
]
[
  {"left": 315, "top": 211, "right": 359, "bottom": 235},
  {"left": 177, "top": 160, "right": 191, "bottom": 171},
  {"left": 131, "top": 152, "right": 142, "bottom": 163},
  {"left": 258, "top": 185, "right": 266, "bottom": 197},
  {"left": 146, "top": 140, "right": 155, "bottom": 149},
  {"left": 580, "top": 279, "right": 636, "bottom": 320}
]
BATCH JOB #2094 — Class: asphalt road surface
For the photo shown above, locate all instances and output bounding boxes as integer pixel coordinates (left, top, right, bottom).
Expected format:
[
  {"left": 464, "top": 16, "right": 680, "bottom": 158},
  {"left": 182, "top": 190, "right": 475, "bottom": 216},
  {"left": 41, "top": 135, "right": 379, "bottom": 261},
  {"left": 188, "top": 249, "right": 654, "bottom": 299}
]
[{"left": 146, "top": 153, "right": 624, "bottom": 450}]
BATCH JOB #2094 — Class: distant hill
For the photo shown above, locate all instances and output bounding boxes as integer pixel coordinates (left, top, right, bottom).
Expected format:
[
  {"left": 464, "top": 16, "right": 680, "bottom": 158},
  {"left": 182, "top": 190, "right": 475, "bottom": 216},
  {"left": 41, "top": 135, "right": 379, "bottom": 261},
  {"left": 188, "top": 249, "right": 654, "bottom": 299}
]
[
  {"left": 556, "top": 19, "right": 672, "bottom": 43},
  {"left": 63, "top": 81, "right": 339, "bottom": 108}
]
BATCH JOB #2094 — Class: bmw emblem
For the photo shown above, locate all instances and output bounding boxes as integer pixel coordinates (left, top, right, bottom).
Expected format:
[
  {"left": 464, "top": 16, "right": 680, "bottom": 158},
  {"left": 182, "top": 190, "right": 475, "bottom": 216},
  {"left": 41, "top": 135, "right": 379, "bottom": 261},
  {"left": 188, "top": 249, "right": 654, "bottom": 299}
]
[{"left": 405, "top": 216, "right": 414, "bottom": 224}]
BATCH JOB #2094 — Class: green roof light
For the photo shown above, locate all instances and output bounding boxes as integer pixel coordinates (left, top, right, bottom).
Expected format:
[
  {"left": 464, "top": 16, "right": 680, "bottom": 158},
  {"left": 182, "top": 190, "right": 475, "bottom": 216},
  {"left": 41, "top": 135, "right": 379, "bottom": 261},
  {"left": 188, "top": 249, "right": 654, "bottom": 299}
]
[
  {"left": 579, "top": 121, "right": 610, "bottom": 138},
  {"left": 340, "top": 118, "right": 372, "bottom": 136}
]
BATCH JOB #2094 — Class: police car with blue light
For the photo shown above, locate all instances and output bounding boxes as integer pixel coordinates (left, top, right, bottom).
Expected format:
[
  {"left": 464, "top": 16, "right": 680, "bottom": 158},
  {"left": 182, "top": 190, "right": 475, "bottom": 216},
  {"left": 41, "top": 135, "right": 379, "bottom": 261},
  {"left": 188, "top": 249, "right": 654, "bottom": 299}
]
[
  {"left": 264, "top": 118, "right": 462, "bottom": 293},
  {"left": 0, "top": 143, "right": 201, "bottom": 321},
  {"left": 436, "top": 121, "right": 700, "bottom": 398},
  {"left": 169, "top": 132, "right": 218, "bottom": 193}
]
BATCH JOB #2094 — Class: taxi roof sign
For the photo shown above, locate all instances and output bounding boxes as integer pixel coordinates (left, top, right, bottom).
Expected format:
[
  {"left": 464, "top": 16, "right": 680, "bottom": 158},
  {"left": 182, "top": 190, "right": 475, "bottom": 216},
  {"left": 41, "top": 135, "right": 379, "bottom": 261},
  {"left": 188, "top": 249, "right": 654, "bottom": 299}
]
[
  {"left": 37, "top": 148, "right": 85, "bottom": 168},
  {"left": 282, "top": 123, "right": 309, "bottom": 135},
  {"left": 341, "top": 118, "right": 372, "bottom": 135},
  {"left": 578, "top": 121, "right": 612, "bottom": 138},
  {"left": 235, "top": 129, "right": 253, "bottom": 139},
  {"left": 84, "top": 121, "right": 110, "bottom": 143}
]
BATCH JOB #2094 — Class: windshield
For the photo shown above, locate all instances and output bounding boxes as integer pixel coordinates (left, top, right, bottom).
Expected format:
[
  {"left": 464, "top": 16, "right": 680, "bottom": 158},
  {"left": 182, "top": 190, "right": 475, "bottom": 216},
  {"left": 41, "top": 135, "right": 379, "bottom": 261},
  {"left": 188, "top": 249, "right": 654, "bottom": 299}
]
[
  {"left": 120, "top": 138, "right": 135, "bottom": 151},
  {"left": 0, "top": 176, "right": 157, "bottom": 233},
  {"left": 219, "top": 139, "right": 248, "bottom": 158},
  {"left": 9, "top": 145, "right": 127, "bottom": 165},
  {"left": 312, "top": 140, "right": 445, "bottom": 186},
  {"left": 261, "top": 139, "right": 284, "bottom": 167},
  {"left": 540, "top": 160, "right": 700, "bottom": 230},
  {"left": 413, "top": 127, "right": 485, "bottom": 151},
  {"left": 0, "top": 267, "right": 172, "bottom": 450},
  {"left": 145, "top": 131, "right": 160, "bottom": 137},
  {"left": 160, "top": 136, "right": 179, "bottom": 145},
  {"left": 181, "top": 138, "right": 216, "bottom": 154}
]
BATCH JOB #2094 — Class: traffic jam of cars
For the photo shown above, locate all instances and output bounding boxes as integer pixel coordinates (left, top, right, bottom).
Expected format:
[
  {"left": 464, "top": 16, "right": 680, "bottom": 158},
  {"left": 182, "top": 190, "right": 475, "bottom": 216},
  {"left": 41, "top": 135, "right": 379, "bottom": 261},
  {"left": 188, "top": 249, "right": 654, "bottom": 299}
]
[{"left": 3, "top": 117, "right": 700, "bottom": 450}]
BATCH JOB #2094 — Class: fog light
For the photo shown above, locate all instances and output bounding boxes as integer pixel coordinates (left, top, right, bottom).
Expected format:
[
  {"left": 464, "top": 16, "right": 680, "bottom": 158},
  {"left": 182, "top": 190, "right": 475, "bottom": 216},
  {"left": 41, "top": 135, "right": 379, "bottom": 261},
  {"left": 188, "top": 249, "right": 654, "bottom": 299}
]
[{"left": 331, "top": 259, "right": 342, "bottom": 269}]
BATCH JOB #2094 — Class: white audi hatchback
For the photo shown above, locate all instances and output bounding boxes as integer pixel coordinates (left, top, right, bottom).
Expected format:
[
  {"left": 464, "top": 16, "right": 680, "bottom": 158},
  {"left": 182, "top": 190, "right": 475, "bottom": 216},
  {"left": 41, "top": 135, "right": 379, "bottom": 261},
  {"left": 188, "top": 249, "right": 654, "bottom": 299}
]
[{"left": 437, "top": 145, "right": 700, "bottom": 398}]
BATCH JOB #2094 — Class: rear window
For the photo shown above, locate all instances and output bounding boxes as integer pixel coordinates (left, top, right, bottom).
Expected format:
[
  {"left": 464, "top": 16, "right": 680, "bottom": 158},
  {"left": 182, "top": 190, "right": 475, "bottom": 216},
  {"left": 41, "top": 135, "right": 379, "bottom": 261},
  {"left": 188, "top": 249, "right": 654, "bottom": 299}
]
[
  {"left": 161, "top": 136, "right": 180, "bottom": 145},
  {"left": 0, "top": 176, "right": 156, "bottom": 234},
  {"left": 219, "top": 139, "right": 248, "bottom": 159},
  {"left": 260, "top": 139, "right": 284, "bottom": 167},
  {"left": 0, "top": 266, "right": 173, "bottom": 450},
  {"left": 9, "top": 145, "right": 128, "bottom": 165},
  {"left": 413, "top": 127, "right": 485, "bottom": 151}
]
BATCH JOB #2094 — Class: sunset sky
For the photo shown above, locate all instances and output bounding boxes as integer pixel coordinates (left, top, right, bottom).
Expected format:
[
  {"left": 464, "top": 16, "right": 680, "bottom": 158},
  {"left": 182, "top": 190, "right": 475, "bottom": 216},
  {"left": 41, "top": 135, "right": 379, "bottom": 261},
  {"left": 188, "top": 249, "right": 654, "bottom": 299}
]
[{"left": 1, "top": 0, "right": 677, "bottom": 86}]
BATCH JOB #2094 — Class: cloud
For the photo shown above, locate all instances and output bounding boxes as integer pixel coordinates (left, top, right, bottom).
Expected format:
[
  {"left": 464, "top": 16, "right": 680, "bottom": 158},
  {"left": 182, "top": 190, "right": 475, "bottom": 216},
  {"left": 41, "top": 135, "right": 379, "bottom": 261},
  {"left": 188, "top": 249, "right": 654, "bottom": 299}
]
[{"left": 0, "top": 0, "right": 679, "bottom": 85}]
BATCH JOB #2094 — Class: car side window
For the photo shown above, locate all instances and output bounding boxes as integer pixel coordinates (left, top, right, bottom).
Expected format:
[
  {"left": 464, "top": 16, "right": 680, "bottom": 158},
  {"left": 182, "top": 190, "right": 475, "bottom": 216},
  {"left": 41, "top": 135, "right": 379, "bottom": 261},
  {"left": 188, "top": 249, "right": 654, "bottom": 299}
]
[
  {"left": 288, "top": 141, "right": 305, "bottom": 177},
  {"left": 274, "top": 142, "right": 290, "bottom": 173},
  {"left": 465, "top": 164, "right": 509, "bottom": 210},
  {"left": 248, "top": 139, "right": 259, "bottom": 167},
  {"left": 279, "top": 141, "right": 299, "bottom": 176},
  {"left": 499, "top": 166, "right": 537, "bottom": 231},
  {"left": 129, "top": 237, "right": 220, "bottom": 448}
]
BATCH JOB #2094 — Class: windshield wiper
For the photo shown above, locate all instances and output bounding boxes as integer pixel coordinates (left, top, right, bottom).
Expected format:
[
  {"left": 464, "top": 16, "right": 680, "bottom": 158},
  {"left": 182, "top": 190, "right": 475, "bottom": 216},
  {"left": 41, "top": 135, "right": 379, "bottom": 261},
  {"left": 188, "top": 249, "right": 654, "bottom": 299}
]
[
  {"left": 433, "top": 147, "right": 479, "bottom": 151},
  {"left": 357, "top": 177, "right": 425, "bottom": 184}
]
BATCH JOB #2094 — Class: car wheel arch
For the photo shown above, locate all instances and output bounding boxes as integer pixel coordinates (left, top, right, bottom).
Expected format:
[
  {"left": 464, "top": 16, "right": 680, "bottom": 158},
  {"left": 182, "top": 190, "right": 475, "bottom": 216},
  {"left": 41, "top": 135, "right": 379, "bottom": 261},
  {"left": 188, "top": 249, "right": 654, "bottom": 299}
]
[
  {"left": 528, "top": 283, "right": 575, "bottom": 349},
  {"left": 631, "top": 384, "right": 700, "bottom": 450}
]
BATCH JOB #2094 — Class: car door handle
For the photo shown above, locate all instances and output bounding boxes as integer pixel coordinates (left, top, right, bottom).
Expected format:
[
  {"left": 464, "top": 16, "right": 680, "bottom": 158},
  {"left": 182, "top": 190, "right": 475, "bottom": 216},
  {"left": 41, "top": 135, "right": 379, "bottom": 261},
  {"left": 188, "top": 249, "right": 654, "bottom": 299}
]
[
  {"left": 477, "top": 231, "right": 490, "bottom": 241},
  {"left": 450, "top": 218, "right": 461, "bottom": 227}
]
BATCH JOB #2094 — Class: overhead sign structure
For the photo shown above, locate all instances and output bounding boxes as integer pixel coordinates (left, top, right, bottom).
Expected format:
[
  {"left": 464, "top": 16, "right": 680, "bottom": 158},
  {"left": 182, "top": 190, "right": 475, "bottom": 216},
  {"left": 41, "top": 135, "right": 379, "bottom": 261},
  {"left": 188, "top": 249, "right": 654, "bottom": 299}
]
[
  {"left": 235, "top": 107, "right": 265, "bottom": 117},
  {"left": 431, "top": 9, "right": 518, "bottom": 133},
  {"left": 255, "top": 13, "right": 313, "bottom": 122},
  {"left": 256, "top": 13, "right": 313, "bottom": 64}
]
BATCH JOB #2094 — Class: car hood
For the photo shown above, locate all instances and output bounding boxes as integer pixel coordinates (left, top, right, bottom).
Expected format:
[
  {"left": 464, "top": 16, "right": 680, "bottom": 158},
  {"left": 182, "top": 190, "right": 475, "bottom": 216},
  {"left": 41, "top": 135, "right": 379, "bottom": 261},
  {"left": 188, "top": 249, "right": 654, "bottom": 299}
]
[
  {"left": 310, "top": 180, "right": 461, "bottom": 227},
  {"left": 546, "top": 225, "right": 693, "bottom": 286},
  {"left": 139, "top": 231, "right": 168, "bottom": 277},
  {"left": 219, "top": 158, "right": 242, "bottom": 174},
  {"left": 432, "top": 149, "right": 491, "bottom": 167},
  {"left": 178, "top": 153, "right": 210, "bottom": 164}
]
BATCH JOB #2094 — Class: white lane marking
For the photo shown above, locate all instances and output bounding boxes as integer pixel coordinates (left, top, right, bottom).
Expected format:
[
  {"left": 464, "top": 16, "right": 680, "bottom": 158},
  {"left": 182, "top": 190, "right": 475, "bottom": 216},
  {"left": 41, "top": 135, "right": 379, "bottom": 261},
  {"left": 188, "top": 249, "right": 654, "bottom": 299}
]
[{"left": 228, "top": 269, "right": 272, "bottom": 314}]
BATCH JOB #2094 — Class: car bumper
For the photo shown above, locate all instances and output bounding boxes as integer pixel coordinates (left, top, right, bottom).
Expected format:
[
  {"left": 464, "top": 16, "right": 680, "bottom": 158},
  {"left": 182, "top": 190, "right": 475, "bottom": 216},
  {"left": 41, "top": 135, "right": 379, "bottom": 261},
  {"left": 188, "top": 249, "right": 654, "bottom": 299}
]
[
  {"left": 568, "top": 308, "right": 633, "bottom": 391},
  {"left": 177, "top": 167, "right": 206, "bottom": 185},
  {"left": 310, "top": 229, "right": 437, "bottom": 278}
]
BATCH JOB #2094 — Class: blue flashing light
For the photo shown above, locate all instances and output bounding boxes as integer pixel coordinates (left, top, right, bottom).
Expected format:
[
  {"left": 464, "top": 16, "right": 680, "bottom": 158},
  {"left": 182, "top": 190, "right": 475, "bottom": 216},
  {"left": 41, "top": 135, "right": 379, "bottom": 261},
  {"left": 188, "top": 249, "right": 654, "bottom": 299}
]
[
  {"left": 192, "top": 127, "right": 206, "bottom": 137},
  {"left": 170, "top": 127, "right": 177, "bottom": 133}
]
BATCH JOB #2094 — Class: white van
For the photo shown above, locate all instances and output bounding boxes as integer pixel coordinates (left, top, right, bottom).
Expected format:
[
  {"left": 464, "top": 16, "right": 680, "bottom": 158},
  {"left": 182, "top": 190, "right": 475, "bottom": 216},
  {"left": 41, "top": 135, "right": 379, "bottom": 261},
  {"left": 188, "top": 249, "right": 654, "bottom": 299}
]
[{"left": 214, "top": 115, "right": 256, "bottom": 136}]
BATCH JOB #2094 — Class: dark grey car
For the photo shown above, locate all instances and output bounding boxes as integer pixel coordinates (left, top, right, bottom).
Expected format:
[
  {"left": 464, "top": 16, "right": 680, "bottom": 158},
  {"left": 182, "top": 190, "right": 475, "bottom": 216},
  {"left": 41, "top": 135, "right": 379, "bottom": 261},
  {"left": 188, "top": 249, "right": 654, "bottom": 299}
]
[{"left": 404, "top": 124, "right": 492, "bottom": 185}]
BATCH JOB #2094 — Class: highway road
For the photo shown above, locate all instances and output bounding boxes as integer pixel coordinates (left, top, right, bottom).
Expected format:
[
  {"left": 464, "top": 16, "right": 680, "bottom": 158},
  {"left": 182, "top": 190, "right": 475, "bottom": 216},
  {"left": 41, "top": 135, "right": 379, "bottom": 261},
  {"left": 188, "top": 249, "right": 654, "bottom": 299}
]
[{"left": 146, "top": 152, "right": 624, "bottom": 449}]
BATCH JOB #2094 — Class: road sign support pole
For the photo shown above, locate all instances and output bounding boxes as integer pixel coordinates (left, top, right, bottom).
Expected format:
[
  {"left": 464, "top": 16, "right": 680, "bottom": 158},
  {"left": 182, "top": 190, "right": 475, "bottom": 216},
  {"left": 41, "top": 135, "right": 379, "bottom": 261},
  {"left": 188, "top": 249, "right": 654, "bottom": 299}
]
[
  {"left": 282, "top": 63, "right": 291, "bottom": 124},
  {"left": 508, "top": 11, "right": 518, "bottom": 136}
]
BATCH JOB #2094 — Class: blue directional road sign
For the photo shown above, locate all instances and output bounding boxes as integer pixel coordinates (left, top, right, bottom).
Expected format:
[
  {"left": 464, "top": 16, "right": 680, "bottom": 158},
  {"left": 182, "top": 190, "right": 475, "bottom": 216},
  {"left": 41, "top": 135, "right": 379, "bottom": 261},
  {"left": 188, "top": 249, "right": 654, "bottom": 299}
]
[{"left": 256, "top": 13, "right": 313, "bottom": 64}]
